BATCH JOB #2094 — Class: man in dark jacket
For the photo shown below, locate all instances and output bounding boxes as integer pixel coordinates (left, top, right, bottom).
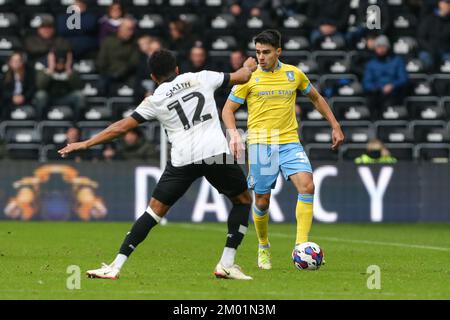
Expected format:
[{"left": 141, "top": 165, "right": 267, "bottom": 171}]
[
  {"left": 307, "top": 0, "right": 350, "bottom": 49},
  {"left": 24, "top": 16, "right": 71, "bottom": 65},
  {"left": 97, "top": 17, "right": 140, "bottom": 96},
  {"left": 117, "top": 128, "right": 158, "bottom": 161},
  {"left": 363, "top": 35, "right": 409, "bottom": 120},
  {"left": 34, "top": 51, "right": 85, "bottom": 118},
  {"left": 418, "top": 0, "right": 450, "bottom": 71}
]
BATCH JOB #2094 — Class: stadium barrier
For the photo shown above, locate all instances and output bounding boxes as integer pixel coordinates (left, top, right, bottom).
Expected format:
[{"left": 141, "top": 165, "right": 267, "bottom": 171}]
[{"left": 0, "top": 161, "right": 449, "bottom": 222}]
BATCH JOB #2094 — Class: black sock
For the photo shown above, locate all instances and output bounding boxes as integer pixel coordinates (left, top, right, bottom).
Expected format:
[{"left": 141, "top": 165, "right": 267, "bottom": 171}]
[
  {"left": 225, "top": 203, "right": 250, "bottom": 249},
  {"left": 119, "top": 212, "right": 159, "bottom": 256}
]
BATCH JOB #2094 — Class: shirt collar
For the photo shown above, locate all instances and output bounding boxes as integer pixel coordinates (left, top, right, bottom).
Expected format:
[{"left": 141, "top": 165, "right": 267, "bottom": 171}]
[{"left": 260, "top": 60, "right": 282, "bottom": 73}]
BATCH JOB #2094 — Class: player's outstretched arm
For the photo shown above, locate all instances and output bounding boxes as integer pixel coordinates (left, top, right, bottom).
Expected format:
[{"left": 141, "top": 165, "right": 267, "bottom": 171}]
[
  {"left": 306, "top": 85, "right": 345, "bottom": 150},
  {"left": 58, "top": 117, "right": 139, "bottom": 158},
  {"left": 229, "top": 57, "right": 257, "bottom": 85}
]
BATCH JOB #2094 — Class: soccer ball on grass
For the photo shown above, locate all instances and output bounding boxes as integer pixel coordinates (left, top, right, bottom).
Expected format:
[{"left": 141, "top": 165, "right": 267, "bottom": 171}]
[{"left": 292, "top": 242, "right": 324, "bottom": 271}]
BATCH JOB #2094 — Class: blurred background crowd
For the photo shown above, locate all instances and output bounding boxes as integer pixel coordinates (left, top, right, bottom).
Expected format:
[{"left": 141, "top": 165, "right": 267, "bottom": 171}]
[{"left": 0, "top": 0, "right": 449, "bottom": 163}]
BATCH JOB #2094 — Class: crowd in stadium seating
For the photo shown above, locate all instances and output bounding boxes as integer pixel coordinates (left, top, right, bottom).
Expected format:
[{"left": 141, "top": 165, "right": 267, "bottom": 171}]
[{"left": 0, "top": 0, "right": 449, "bottom": 162}]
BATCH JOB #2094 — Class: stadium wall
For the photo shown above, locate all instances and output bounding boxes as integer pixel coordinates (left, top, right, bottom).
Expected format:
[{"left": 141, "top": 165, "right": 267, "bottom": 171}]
[{"left": 0, "top": 161, "right": 449, "bottom": 222}]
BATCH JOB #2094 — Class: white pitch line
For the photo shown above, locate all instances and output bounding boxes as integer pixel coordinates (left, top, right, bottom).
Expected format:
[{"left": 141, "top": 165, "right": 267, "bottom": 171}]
[{"left": 172, "top": 224, "right": 450, "bottom": 253}]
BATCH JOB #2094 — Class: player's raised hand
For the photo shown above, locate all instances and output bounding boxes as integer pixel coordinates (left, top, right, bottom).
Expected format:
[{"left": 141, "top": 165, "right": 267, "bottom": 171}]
[
  {"left": 331, "top": 126, "right": 345, "bottom": 150},
  {"left": 243, "top": 57, "right": 257, "bottom": 72},
  {"left": 58, "top": 142, "right": 88, "bottom": 158}
]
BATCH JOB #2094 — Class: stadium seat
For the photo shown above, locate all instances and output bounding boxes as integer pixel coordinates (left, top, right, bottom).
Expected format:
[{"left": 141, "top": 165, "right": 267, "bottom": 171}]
[
  {"left": 0, "top": 13, "right": 19, "bottom": 35},
  {"left": 380, "top": 105, "right": 409, "bottom": 120},
  {"left": 300, "top": 121, "right": 332, "bottom": 144},
  {"left": 415, "top": 143, "right": 450, "bottom": 162},
  {"left": 375, "top": 120, "right": 412, "bottom": 143},
  {"left": 392, "top": 36, "right": 418, "bottom": 57},
  {"left": 6, "top": 143, "right": 41, "bottom": 160},
  {"left": 408, "top": 74, "right": 433, "bottom": 96},
  {"left": 136, "top": 14, "right": 165, "bottom": 36},
  {"left": 312, "top": 51, "right": 349, "bottom": 74},
  {"left": 77, "top": 121, "right": 111, "bottom": 141},
  {"left": 109, "top": 97, "right": 135, "bottom": 120},
  {"left": 73, "top": 60, "right": 96, "bottom": 75},
  {"left": 38, "top": 120, "right": 72, "bottom": 145},
  {"left": 405, "top": 96, "right": 440, "bottom": 120},
  {"left": 411, "top": 120, "right": 450, "bottom": 143},
  {"left": 330, "top": 97, "right": 370, "bottom": 121},
  {"left": 208, "top": 14, "right": 236, "bottom": 36},
  {"left": 283, "top": 36, "right": 310, "bottom": 51},
  {"left": 81, "top": 74, "right": 102, "bottom": 98},
  {"left": 45, "top": 105, "right": 75, "bottom": 121},
  {"left": 340, "top": 143, "right": 368, "bottom": 161},
  {"left": 390, "top": 13, "right": 417, "bottom": 37},
  {"left": 297, "top": 97, "right": 322, "bottom": 121},
  {"left": 384, "top": 143, "right": 415, "bottom": 160},
  {"left": 305, "top": 143, "right": 339, "bottom": 161},
  {"left": 0, "top": 36, "right": 22, "bottom": 52},
  {"left": 319, "top": 74, "right": 362, "bottom": 97},
  {"left": 340, "top": 121, "right": 374, "bottom": 143},
  {"left": 431, "top": 74, "right": 450, "bottom": 97},
  {"left": 8, "top": 106, "right": 37, "bottom": 121},
  {"left": 82, "top": 105, "right": 111, "bottom": 122},
  {"left": 0, "top": 121, "right": 39, "bottom": 144}
]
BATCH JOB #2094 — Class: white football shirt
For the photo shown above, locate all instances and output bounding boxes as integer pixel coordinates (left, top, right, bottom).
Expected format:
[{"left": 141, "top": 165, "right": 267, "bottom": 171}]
[{"left": 132, "top": 71, "right": 230, "bottom": 167}]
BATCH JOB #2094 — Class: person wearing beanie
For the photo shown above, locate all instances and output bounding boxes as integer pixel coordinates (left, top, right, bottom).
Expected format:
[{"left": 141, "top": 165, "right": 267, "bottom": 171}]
[{"left": 363, "top": 35, "right": 409, "bottom": 120}]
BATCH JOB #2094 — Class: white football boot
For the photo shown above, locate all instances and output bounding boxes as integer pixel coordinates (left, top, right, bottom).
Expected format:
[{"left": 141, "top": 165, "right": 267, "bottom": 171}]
[
  {"left": 214, "top": 263, "right": 253, "bottom": 280},
  {"left": 86, "top": 263, "right": 120, "bottom": 280}
]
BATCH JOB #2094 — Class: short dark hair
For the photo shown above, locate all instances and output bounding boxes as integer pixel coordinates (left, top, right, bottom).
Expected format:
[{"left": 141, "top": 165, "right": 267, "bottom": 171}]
[
  {"left": 254, "top": 29, "right": 281, "bottom": 48},
  {"left": 148, "top": 49, "right": 177, "bottom": 80}
]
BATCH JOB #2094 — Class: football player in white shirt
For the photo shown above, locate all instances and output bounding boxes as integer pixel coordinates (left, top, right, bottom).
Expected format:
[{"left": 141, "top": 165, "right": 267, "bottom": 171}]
[{"left": 59, "top": 49, "right": 257, "bottom": 280}]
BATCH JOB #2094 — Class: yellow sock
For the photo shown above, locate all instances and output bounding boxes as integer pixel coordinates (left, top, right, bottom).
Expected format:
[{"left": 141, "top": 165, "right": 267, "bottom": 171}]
[
  {"left": 252, "top": 206, "right": 269, "bottom": 247},
  {"left": 296, "top": 194, "right": 314, "bottom": 244}
]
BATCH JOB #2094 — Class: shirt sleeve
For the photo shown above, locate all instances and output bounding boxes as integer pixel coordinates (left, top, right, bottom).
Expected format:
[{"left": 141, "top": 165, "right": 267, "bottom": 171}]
[
  {"left": 198, "top": 70, "right": 229, "bottom": 90},
  {"left": 131, "top": 96, "right": 157, "bottom": 123},
  {"left": 296, "top": 68, "right": 312, "bottom": 95},
  {"left": 227, "top": 82, "right": 249, "bottom": 105}
]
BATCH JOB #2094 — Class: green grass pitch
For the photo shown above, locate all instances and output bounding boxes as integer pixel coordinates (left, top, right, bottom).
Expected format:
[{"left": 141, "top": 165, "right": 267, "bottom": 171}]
[{"left": 0, "top": 221, "right": 449, "bottom": 300}]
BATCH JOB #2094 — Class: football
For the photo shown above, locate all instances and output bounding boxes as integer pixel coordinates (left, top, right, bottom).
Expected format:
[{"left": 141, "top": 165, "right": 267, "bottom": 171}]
[{"left": 292, "top": 242, "right": 324, "bottom": 271}]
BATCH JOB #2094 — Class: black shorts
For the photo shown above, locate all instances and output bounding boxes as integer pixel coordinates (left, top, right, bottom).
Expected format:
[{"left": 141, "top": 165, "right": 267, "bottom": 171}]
[{"left": 152, "top": 154, "right": 248, "bottom": 206}]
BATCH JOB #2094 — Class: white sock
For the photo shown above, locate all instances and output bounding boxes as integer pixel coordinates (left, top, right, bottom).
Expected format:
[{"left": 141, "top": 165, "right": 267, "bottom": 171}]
[
  {"left": 112, "top": 253, "right": 128, "bottom": 270},
  {"left": 220, "top": 247, "right": 237, "bottom": 268}
]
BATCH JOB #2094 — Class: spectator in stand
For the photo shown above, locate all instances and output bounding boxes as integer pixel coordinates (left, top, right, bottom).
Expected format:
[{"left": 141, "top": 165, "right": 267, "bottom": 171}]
[
  {"left": 57, "top": 0, "right": 98, "bottom": 59},
  {"left": 108, "top": 128, "right": 159, "bottom": 160},
  {"left": 363, "top": 35, "right": 408, "bottom": 120},
  {"left": 418, "top": 0, "right": 450, "bottom": 71},
  {"left": 168, "top": 19, "right": 196, "bottom": 59},
  {"left": 134, "top": 35, "right": 162, "bottom": 103},
  {"left": 34, "top": 50, "right": 85, "bottom": 119},
  {"left": 1, "top": 52, "right": 36, "bottom": 119},
  {"left": 307, "top": 0, "right": 350, "bottom": 49},
  {"left": 181, "top": 45, "right": 210, "bottom": 73},
  {"left": 226, "top": 50, "right": 247, "bottom": 73},
  {"left": 355, "top": 139, "right": 397, "bottom": 164},
  {"left": 57, "top": 126, "right": 88, "bottom": 162},
  {"left": 96, "top": 17, "right": 140, "bottom": 96},
  {"left": 345, "top": 0, "right": 390, "bottom": 48},
  {"left": 24, "top": 16, "right": 71, "bottom": 65},
  {"left": 99, "top": 1, "right": 125, "bottom": 43}
]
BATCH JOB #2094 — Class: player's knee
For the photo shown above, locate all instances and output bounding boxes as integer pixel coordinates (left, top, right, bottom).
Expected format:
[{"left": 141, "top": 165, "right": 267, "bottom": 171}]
[
  {"left": 231, "top": 191, "right": 252, "bottom": 205},
  {"left": 149, "top": 198, "right": 170, "bottom": 217},
  {"left": 300, "top": 180, "right": 315, "bottom": 195},
  {"left": 255, "top": 196, "right": 270, "bottom": 211}
]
